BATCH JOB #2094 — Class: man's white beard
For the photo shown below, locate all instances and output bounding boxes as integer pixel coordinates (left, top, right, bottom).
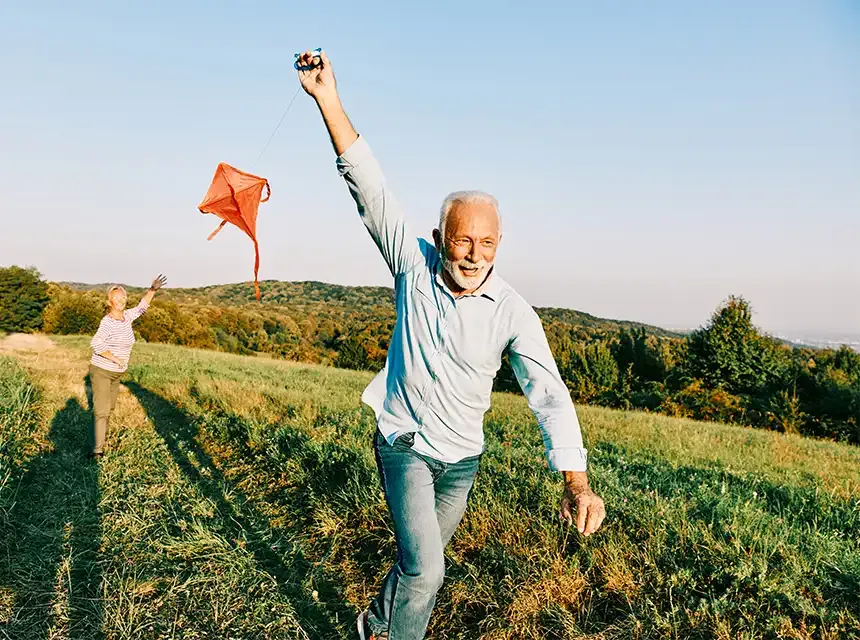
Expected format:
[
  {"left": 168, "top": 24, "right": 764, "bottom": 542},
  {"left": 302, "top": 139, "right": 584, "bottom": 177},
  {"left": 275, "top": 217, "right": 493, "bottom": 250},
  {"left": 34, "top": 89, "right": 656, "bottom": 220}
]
[{"left": 442, "top": 255, "right": 493, "bottom": 291}]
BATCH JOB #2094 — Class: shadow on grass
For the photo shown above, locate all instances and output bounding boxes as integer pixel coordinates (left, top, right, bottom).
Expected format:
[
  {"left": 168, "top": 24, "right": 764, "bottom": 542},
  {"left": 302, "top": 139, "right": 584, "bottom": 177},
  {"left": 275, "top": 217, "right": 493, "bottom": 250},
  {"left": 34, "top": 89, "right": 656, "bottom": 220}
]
[
  {"left": 124, "top": 381, "right": 348, "bottom": 638},
  {"left": 0, "top": 386, "right": 103, "bottom": 639},
  {"left": 186, "top": 390, "right": 395, "bottom": 576}
]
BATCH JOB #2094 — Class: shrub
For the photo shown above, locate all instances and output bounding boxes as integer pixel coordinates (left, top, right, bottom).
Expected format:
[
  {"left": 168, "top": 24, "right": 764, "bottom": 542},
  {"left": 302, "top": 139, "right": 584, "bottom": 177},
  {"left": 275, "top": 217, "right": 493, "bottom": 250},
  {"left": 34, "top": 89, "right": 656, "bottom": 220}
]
[
  {"left": 41, "top": 285, "right": 104, "bottom": 335},
  {"left": 0, "top": 266, "right": 50, "bottom": 333}
]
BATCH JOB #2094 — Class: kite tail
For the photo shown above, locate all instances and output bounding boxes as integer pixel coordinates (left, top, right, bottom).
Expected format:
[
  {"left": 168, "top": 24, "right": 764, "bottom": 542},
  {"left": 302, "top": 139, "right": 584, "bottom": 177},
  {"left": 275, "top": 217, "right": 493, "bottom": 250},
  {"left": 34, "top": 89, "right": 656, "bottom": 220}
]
[
  {"left": 253, "top": 239, "right": 261, "bottom": 301},
  {"left": 207, "top": 220, "right": 228, "bottom": 241}
]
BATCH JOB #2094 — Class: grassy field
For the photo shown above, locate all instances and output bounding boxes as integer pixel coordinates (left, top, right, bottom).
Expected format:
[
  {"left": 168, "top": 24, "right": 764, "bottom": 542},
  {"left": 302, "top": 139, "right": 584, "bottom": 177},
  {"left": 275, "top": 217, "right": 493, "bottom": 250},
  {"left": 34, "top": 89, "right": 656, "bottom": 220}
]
[{"left": 1, "top": 335, "right": 858, "bottom": 639}]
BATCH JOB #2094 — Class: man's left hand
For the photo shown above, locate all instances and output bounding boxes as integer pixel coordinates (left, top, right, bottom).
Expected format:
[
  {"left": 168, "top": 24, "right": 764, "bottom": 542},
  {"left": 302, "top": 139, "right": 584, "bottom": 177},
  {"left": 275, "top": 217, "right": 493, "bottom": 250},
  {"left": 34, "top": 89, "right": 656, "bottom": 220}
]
[{"left": 560, "top": 483, "right": 606, "bottom": 536}]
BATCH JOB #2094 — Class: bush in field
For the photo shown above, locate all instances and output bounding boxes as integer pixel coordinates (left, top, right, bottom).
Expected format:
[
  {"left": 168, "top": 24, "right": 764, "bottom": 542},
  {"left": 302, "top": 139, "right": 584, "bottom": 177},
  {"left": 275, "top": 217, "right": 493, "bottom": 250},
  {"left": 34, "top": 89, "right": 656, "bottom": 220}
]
[
  {"left": 764, "top": 388, "right": 806, "bottom": 434},
  {"left": 567, "top": 341, "right": 620, "bottom": 403},
  {"left": 41, "top": 285, "right": 104, "bottom": 335},
  {"left": 0, "top": 266, "right": 50, "bottom": 333},
  {"left": 613, "top": 327, "right": 668, "bottom": 382},
  {"left": 661, "top": 378, "right": 746, "bottom": 424},
  {"left": 135, "top": 304, "right": 177, "bottom": 344},
  {"left": 334, "top": 333, "right": 371, "bottom": 371},
  {"left": 794, "top": 346, "right": 860, "bottom": 444},
  {"left": 334, "top": 329, "right": 388, "bottom": 371}
]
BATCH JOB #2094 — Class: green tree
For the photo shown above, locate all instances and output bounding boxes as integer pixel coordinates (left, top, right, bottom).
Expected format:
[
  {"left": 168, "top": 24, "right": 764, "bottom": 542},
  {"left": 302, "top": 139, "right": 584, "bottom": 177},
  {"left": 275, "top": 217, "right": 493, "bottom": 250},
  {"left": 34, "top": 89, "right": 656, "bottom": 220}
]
[
  {"left": 564, "top": 340, "right": 620, "bottom": 403},
  {"left": 794, "top": 346, "right": 860, "bottom": 443},
  {"left": 686, "top": 295, "right": 787, "bottom": 395},
  {"left": 335, "top": 332, "right": 372, "bottom": 370},
  {"left": 613, "top": 327, "right": 670, "bottom": 383},
  {"left": 41, "top": 286, "right": 104, "bottom": 335},
  {"left": 135, "top": 305, "right": 176, "bottom": 344},
  {"left": 0, "top": 266, "right": 50, "bottom": 332}
]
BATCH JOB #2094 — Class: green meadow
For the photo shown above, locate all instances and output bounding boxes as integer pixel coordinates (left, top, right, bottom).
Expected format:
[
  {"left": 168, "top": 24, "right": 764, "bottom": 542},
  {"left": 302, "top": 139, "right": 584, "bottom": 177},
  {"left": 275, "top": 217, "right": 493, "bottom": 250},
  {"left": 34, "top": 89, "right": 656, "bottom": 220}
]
[{"left": 1, "top": 335, "right": 858, "bottom": 639}]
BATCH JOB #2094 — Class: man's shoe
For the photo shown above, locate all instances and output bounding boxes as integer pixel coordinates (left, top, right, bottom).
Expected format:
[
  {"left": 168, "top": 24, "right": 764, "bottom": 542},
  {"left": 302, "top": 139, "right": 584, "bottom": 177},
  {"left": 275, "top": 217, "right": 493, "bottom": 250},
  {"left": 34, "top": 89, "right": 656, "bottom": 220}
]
[{"left": 356, "top": 610, "right": 387, "bottom": 640}]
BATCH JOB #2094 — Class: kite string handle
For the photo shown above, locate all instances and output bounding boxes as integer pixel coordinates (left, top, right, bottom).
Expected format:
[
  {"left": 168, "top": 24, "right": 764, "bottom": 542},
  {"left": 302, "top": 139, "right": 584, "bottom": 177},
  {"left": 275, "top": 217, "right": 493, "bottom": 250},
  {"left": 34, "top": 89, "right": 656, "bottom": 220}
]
[{"left": 294, "top": 48, "right": 322, "bottom": 71}]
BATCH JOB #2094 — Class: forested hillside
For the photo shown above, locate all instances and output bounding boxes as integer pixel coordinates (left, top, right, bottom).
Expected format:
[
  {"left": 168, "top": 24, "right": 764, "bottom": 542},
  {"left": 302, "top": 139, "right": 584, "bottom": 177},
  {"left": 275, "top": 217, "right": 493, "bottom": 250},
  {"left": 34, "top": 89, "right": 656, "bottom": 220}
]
[{"left": 3, "top": 267, "right": 858, "bottom": 445}]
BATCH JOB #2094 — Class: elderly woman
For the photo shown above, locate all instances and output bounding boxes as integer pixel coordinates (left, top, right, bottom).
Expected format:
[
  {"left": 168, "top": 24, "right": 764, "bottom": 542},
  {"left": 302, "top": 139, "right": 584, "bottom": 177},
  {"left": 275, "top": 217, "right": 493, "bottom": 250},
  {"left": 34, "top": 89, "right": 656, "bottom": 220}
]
[{"left": 88, "top": 274, "right": 167, "bottom": 458}]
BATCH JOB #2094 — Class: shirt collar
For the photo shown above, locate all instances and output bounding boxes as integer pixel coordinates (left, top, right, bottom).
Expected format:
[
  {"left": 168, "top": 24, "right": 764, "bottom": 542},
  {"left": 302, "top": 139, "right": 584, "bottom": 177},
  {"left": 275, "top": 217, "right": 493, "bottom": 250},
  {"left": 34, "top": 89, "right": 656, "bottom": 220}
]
[{"left": 434, "top": 263, "right": 501, "bottom": 302}]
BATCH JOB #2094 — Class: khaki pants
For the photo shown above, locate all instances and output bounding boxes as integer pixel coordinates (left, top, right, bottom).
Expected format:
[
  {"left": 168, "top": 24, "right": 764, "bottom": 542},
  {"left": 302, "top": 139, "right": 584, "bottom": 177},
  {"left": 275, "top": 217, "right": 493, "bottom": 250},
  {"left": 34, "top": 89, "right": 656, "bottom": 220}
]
[{"left": 89, "top": 364, "right": 123, "bottom": 453}]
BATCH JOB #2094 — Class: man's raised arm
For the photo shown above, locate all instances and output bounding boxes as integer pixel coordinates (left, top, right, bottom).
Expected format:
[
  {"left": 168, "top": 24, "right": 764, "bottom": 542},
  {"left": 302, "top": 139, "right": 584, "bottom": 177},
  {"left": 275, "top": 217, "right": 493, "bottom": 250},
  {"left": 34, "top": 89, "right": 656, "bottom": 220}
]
[{"left": 297, "top": 49, "right": 422, "bottom": 277}]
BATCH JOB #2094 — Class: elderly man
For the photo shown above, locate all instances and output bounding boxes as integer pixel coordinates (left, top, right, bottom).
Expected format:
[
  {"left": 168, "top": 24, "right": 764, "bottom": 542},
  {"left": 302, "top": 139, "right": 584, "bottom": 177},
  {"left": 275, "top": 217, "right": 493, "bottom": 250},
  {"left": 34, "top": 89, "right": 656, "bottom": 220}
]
[{"left": 297, "top": 50, "right": 605, "bottom": 640}]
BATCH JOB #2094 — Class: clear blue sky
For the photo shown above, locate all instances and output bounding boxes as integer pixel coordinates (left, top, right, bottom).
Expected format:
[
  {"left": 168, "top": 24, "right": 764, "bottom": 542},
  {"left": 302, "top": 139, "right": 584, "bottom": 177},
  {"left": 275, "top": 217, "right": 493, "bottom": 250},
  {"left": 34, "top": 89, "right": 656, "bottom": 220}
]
[{"left": 1, "top": 1, "right": 857, "bottom": 335}]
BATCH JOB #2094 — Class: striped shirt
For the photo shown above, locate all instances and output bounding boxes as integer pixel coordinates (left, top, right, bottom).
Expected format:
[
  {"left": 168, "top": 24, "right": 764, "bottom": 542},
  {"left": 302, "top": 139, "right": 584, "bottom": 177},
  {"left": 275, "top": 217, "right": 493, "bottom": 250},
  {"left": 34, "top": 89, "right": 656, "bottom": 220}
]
[{"left": 89, "top": 300, "right": 149, "bottom": 373}]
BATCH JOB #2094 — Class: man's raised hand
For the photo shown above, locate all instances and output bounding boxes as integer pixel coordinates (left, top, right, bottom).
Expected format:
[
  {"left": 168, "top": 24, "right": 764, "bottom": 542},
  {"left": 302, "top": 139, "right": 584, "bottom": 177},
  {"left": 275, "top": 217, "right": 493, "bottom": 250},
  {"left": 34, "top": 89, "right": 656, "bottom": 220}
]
[
  {"left": 297, "top": 48, "right": 357, "bottom": 156},
  {"left": 297, "top": 49, "right": 337, "bottom": 99}
]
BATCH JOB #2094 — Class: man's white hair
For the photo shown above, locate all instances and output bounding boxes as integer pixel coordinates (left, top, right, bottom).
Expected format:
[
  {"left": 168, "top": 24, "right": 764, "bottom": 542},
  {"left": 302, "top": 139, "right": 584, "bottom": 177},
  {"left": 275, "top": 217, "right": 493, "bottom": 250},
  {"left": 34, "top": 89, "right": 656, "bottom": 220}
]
[{"left": 438, "top": 190, "right": 501, "bottom": 237}]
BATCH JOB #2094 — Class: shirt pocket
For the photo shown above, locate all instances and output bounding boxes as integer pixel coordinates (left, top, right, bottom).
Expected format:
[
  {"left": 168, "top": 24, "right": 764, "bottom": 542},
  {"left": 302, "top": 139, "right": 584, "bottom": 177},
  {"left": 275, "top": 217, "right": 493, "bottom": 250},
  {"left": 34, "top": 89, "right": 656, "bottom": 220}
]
[
  {"left": 414, "top": 278, "right": 437, "bottom": 306},
  {"left": 410, "top": 278, "right": 444, "bottom": 341}
]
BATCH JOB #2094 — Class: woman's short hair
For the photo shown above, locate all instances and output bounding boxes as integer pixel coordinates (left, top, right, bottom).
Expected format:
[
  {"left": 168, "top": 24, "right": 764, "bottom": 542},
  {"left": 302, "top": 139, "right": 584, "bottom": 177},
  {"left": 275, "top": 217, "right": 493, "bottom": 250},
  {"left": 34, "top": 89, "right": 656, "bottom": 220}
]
[{"left": 105, "top": 285, "right": 126, "bottom": 306}]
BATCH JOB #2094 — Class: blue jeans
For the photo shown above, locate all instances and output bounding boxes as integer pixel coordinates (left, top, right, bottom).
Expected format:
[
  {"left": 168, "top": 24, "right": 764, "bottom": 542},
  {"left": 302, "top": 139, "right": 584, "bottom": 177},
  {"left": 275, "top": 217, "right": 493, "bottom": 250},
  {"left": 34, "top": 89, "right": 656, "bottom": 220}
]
[{"left": 368, "top": 430, "right": 481, "bottom": 640}]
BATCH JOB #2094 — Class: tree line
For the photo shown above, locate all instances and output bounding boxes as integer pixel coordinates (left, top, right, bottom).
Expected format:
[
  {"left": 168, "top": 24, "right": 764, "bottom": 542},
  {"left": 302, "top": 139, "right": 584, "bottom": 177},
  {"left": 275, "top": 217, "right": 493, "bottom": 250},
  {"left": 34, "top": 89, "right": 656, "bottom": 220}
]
[{"left": 2, "top": 265, "right": 857, "bottom": 445}]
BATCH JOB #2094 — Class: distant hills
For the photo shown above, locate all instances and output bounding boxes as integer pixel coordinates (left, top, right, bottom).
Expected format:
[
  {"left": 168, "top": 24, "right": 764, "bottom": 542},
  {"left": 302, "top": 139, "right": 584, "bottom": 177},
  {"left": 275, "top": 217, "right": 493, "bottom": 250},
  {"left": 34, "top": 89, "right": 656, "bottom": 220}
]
[
  {"left": 61, "top": 278, "right": 683, "bottom": 339},
  {"left": 45, "top": 276, "right": 860, "bottom": 444},
  {"left": 777, "top": 333, "right": 860, "bottom": 353}
]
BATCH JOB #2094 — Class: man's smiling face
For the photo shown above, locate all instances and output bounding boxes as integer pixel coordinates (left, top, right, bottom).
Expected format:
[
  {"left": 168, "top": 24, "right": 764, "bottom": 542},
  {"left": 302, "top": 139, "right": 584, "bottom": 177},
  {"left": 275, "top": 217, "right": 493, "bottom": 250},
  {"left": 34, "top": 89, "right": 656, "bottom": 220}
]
[{"left": 434, "top": 200, "right": 501, "bottom": 294}]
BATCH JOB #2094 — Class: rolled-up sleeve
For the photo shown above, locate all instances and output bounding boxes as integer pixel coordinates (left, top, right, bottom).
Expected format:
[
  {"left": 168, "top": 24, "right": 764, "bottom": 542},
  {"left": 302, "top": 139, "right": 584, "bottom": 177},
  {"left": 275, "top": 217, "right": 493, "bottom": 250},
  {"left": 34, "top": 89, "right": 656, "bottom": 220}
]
[
  {"left": 125, "top": 299, "right": 150, "bottom": 322},
  {"left": 508, "top": 307, "right": 588, "bottom": 472},
  {"left": 336, "top": 136, "right": 423, "bottom": 277}
]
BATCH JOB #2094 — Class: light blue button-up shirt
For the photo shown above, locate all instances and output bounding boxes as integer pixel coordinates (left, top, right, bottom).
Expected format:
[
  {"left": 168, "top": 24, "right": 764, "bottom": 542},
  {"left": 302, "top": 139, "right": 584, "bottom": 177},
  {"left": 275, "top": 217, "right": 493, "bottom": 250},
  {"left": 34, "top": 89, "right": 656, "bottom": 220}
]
[{"left": 337, "top": 136, "right": 588, "bottom": 472}]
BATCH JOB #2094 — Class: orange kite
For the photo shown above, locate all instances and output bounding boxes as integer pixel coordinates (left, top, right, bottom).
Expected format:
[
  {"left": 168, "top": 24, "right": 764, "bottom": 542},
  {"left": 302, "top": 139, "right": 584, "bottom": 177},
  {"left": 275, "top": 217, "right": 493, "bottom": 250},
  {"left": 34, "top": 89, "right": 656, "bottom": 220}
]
[{"left": 198, "top": 163, "right": 270, "bottom": 300}]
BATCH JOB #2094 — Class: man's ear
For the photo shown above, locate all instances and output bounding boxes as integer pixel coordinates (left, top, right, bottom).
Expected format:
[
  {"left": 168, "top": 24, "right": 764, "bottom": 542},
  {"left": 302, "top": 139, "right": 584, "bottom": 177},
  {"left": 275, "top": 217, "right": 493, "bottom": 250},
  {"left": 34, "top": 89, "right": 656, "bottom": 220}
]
[{"left": 432, "top": 228, "right": 443, "bottom": 252}]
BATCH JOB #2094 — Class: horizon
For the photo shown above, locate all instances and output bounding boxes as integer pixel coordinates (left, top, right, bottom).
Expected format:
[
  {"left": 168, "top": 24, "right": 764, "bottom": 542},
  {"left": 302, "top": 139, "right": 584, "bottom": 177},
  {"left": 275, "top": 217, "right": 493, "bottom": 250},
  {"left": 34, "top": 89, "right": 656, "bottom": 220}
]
[
  {"left": 2, "top": 1, "right": 858, "bottom": 336},
  {"left": 37, "top": 273, "right": 860, "bottom": 344}
]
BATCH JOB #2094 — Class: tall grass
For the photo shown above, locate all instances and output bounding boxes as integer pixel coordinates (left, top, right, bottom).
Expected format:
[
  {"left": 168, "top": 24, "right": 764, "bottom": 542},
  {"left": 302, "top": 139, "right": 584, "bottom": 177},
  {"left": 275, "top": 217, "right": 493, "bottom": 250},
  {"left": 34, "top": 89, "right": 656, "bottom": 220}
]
[
  {"left": 2, "top": 336, "right": 858, "bottom": 639},
  {"left": 0, "top": 355, "right": 40, "bottom": 496},
  {"left": 0, "top": 356, "right": 42, "bottom": 627},
  {"left": 0, "top": 356, "right": 39, "bottom": 452},
  {"left": 124, "top": 341, "right": 860, "bottom": 639}
]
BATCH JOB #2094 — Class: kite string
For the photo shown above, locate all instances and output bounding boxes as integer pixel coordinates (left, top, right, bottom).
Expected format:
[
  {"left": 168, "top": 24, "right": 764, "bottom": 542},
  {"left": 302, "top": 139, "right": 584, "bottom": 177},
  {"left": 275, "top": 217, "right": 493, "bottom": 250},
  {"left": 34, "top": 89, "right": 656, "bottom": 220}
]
[{"left": 254, "top": 84, "right": 303, "bottom": 167}]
